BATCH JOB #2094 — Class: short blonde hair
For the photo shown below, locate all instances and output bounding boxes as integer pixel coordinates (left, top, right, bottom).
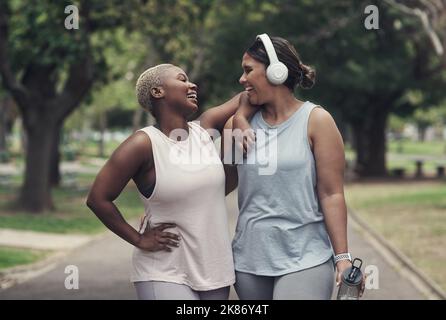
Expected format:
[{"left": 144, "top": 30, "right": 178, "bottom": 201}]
[{"left": 135, "top": 63, "right": 175, "bottom": 114}]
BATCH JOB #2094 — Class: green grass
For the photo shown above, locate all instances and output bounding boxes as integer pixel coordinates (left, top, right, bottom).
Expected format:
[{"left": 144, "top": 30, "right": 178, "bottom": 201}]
[
  {"left": 351, "top": 184, "right": 446, "bottom": 209},
  {"left": 388, "top": 140, "right": 446, "bottom": 156},
  {"left": 345, "top": 181, "right": 446, "bottom": 292},
  {"left": 344, "top": 140, "right": 446, "bottom": 176},
  {"left": 0, "top": 247, "right": 49, "bottom": 270},
  {"left": 0, "top": 183, "right": 143, "bottom": 234}
]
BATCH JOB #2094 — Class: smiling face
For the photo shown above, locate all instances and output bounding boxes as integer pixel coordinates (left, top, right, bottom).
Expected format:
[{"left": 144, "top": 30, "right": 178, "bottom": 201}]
[
  {"left": 155, "top": 66, "right": 199, "bottom": 116},
  {"left": 239, "top": 52, "right": 275, "bottom": 105}
]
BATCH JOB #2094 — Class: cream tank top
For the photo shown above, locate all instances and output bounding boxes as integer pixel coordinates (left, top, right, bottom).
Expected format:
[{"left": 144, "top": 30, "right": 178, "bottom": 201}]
[{"left": 130, "top": 121, "right": 235, "bottom": 291}]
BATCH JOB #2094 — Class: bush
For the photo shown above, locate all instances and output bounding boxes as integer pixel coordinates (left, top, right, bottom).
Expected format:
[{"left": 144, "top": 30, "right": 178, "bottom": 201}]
[
  {"left": 62, "top": 145, "right": 78, "bottom": 161},
  {"left": 0, "top": 150, "right": 10, "bottom": 163}
]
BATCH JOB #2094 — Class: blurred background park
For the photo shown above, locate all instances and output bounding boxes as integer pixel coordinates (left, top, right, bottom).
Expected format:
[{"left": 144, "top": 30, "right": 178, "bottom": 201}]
[{"left": 0, "top": 0, "right": 445, "bottom": 297}]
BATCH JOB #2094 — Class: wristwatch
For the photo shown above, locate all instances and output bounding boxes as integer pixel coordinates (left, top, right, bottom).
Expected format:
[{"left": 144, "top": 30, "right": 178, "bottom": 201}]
[{"left": 334, "top": 253, "right": 352, "bottom": 264}]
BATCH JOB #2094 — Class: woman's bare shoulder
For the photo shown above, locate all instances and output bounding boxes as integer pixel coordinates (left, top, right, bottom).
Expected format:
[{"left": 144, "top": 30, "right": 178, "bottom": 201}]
[
  {"left": 110, "top": 130, "right": 153, "bottom": 166},
  {"left": 309, "top": 107, "right": 336, "bottom": 132}
]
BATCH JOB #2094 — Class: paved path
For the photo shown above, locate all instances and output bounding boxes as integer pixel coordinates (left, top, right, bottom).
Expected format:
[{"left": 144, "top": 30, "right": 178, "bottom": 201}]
[
  {"left": 0, "top": 229, "right": 93, "bottom": 250},
  {"left": 0, "top": 191, "right": 425, "bottom": 299}
]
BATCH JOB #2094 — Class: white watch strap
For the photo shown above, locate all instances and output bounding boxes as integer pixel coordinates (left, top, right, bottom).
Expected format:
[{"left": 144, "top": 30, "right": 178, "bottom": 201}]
[{"left": 334, "top": 253, "right": 352, "bottom": 264}]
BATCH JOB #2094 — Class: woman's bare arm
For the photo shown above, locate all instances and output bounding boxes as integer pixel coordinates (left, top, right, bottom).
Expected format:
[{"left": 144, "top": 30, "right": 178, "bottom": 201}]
[
  {"left": 221, "top": 116, "right": 239, "bottom": 195},
  {"left": 86, "top": 132, "right": 152, "bottom": 247},
  {"left": 198, "top": 92, "right": 243, "bottom": 133},
  {"left": 309, "top": 107, "right": 365, "bottom": 295},
  {"left": 233, "top": 92, "right": 258, "bottom": 155},
  {"left": 233, "top": 92, "right": 258, "bottom": 131},
  {"left": 309, "top": 108, "right": 348, "bottom": 258},
  {"left": 86, "top": 131, "right": 179, "bottom": 253}
]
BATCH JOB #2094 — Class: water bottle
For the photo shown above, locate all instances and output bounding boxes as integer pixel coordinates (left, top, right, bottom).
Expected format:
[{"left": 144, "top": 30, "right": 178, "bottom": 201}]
[{"left": 337, "top": 258, "right": 363, "bottom": 300}]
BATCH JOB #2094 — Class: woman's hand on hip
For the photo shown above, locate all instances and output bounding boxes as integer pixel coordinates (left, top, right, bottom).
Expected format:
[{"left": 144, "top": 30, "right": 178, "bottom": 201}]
[{"left": 136, "top": 223, "right": 180, "bottom": 252}]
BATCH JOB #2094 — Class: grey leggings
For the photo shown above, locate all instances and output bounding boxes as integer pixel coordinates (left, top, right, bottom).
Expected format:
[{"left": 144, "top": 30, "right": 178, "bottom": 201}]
[
  {"left": 235, "top": 259, "right": 335, "bottom": 300},
  {"left": 134, "top": 281, "right": 230, "bottom": 300}
]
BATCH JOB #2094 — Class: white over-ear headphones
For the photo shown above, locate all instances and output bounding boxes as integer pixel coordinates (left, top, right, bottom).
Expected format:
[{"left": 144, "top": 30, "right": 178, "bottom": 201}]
[{"left": 256, "top": 33, "right": 288, "bottom": 85}]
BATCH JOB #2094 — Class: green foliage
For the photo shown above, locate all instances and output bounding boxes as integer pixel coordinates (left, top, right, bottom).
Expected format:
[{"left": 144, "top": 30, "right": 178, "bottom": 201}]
[
  {"left": 389, "top": 115, "right": 406, "bottom": 134},
  {"left": 105, "top": 108, "right": 134, "bottom": 129},
  {"left": 2, "top": 0, "right": 446, "bottom": 179},
  {"left": 4, "top": 0, "right": 144, "bottom": 100},
  {"left": 0, "top": 150, "right": 11, "bottom": 163},
  {"left": 412, "top": 108, "right": 441, "bottom": 130},
  {"left": 6, "top": 0, "right": 444, "bottom": 121},
  {"left": 9, "top": 1, "right": 86, "bottom": 68}
]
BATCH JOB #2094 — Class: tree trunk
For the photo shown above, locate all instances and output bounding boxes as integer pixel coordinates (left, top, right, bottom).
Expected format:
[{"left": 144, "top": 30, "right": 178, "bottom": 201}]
[
  {"left": 98, "top": 111, "right": 107, "bottom": 158},
  {"left": 18, "top": 118, "right": 27, "bottom": 156},
  {"left": 132, "top": 107, "right": 143, "bottom": 132},
  {"left": 0, "top": 99, "right": 6, "bottom": 161},
  {"left": 352, "top": 110, "right": 389, "bottom": 177},
  {"left": 49, "top": 125, "right": 62, "bottom": 187},
  {"left": 0, "top": 95, "right": 14, "bottom": 162},
  {"left": 418, "top": 126, "right": 427, "bottom": 141},
  {"left": 19, "top": 120, "right": 57, "bottom": 212}
]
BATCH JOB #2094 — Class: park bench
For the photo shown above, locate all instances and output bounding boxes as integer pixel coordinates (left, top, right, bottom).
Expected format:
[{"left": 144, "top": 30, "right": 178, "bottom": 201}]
[
  {"left": 413, "top": 160, "right": 445, "bottom": 179},
  {"left": 437, "top": 165, "right": 445, "bottom": 178},
  {"left": 415, "top": 160, "right": 424, "bottom": 178},
  {"left": 391, "top": 168, "right": 406, "bottom": 178}
]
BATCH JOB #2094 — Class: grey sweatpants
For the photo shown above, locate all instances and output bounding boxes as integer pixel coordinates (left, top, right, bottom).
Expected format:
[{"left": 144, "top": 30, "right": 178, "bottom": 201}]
[
  {"left": 234, "top": 259, "right": 335, "bottom": 300},
  {"left": 134, "top": 281, "right": 230, "bottom": 300}
]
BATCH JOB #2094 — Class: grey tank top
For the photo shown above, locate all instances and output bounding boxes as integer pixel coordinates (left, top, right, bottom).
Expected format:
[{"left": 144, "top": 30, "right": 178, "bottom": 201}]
[{"left": 233, "top": 101, "right": 334, "bottom": 276}]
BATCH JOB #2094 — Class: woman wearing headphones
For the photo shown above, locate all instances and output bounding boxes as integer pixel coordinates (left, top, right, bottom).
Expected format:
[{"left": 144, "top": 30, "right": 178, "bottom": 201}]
[{"left": 223, "top": 34, "right": 365, "bottom": 299}]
